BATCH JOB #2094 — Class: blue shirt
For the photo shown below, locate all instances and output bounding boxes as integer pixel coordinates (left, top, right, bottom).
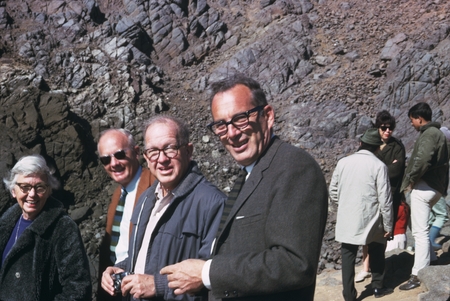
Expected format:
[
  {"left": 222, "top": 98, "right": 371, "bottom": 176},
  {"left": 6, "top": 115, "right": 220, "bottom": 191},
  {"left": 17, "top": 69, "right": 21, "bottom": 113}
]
[{"left": 1, "top": 215, "right": 33, "bottom": 267}]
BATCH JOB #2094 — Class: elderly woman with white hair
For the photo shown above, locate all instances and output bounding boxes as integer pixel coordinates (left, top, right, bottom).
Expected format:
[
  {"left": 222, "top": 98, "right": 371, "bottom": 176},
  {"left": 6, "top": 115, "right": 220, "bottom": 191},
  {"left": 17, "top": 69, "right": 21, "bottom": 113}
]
[{"left": 0, "top": 154, "right": 91, "bottom": 301}]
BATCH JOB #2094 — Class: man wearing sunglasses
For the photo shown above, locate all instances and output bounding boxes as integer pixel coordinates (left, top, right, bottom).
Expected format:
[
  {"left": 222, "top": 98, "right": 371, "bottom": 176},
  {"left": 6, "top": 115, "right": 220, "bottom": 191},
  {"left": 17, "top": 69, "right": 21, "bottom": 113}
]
[
  {"left": 161, "top": 74, "right": 328, "bottom": 301},
  {"left": 101, "top": 116, "right": 225, "bottom": 300},
  {"left": 97, "top": 128, "right": 156, "bottom": 301}
]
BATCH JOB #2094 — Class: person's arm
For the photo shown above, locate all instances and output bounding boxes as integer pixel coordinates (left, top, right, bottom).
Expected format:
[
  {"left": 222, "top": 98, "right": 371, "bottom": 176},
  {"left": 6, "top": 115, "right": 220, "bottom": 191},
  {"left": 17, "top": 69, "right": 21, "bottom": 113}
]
[
  {"left": 53, "top": 216, "right": 92, "bottom": 301},
  {"left": 155, "top": 189, "right": 225, "bottom": 299},
  {"left": 386, "top": 140, "right": 406, "bottom": 183},
  {"left": 209, "top": 153, "right": 328, "bottom": 297},
  {"left": 377, "top": 165, "right": 393, "bottom": 234},
  {"left": 101, "top": 266, "right": 125, "bottom": 296},
  {"left": 329, "top": 162, "right": 341, "bottom": 205},
  {"left": 120, "top": 273, "right": 156, "bottom": 299},
  {"left": 161, "top": 259, "right": 206, "bottom": 295},
  {"left": 162, "top": 149, "right": 328, "bottom": 298},
  {"left": 403, "top": 132, "right": 437, "bottom": 187}
]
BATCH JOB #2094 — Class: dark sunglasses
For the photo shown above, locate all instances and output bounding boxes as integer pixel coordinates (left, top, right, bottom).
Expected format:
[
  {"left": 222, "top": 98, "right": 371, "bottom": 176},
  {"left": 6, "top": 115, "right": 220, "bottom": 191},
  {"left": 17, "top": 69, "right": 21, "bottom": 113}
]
[
  {"left": 380, "top": 125, "right": 394, "bottom": 131},
  {"left": 99, "top": 149, "right": 127, "bottom": 166}
]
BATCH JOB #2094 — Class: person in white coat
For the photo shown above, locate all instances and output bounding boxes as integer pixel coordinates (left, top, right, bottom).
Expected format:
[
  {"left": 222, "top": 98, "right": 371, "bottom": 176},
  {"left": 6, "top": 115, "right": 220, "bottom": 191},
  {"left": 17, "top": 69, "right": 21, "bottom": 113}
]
[{"left": 330, "top": 128, "right": 394, "bottom": 301}]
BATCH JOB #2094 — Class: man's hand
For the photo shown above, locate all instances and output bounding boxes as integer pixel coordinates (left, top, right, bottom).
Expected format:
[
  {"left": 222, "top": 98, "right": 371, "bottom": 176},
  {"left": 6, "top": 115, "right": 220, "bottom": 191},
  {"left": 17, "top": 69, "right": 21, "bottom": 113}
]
[
  {"left": 121, "top": 274, "right": 156, "bottom": 299},
  {"left": 384, "top": 231, "right": 392, "bottom": 238},
  {"left": 160, "top": 259, "right": 206, "bottom": 295},
  {"left": 101, "top": 266, "right": 124, "bottom": 296}
]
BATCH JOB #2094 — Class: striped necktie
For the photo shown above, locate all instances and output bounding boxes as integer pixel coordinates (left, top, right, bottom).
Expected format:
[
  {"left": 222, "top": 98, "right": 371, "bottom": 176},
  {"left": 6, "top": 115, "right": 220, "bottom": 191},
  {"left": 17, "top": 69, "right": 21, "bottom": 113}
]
[
  {"left": 110, "top": 188, "right": 127, "bottom": 262},
  {"left": 217, "top": 167, "right": 247, "bottom": 234}
]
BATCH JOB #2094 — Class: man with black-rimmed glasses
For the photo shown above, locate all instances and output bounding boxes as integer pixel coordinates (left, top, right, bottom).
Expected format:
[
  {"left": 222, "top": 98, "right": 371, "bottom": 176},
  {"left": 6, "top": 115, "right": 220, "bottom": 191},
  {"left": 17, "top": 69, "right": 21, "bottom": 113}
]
[
  {"left": 97, "top": 128, "right": 157, "bottom": 301},
  {"left": 101, "top": 116, "right": 225, "bottom": 301},
  {"left": 161, "top": 74, "right": 328, "bottom": 301}
]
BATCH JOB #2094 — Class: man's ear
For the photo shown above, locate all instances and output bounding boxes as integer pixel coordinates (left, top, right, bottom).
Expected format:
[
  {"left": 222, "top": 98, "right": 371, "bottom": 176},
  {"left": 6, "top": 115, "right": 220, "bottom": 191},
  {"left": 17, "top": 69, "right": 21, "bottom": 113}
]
[
  {"left": 263, "top": 105, "right": 275, "bottom": 129},
  {"left": 185, "top": 143, "right": 194, "bottom": 160},
  {"left": 133, "top": 145, "right": 140, "bottom": 159},
  {"left": 419, "top": 116, "right": 427, "bottom": 125}
]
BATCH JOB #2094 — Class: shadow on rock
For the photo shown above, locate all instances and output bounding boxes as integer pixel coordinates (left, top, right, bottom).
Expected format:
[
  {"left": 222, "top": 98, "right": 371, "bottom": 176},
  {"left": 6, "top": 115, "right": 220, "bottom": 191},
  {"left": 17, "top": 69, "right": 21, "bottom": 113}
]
[
  {"left": 384, "top": 250, "right": 415, "bottom": 288},
  {"left": 355, "top": 251, "right": 414, "bottom": 300}
]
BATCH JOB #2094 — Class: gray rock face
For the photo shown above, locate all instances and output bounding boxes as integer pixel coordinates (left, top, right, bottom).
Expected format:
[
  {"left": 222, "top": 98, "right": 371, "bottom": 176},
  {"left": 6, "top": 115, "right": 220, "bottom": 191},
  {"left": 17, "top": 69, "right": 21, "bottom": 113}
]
[{"left": 1, "top": 0, "right": 450, "bottom": 299}]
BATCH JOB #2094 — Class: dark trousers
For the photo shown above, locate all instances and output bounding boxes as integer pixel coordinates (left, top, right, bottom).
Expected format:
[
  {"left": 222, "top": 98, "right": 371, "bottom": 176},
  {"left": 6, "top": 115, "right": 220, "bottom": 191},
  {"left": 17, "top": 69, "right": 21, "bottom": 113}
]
[{"left": 341, "top": 242, "right": 386, "bottom": 301}]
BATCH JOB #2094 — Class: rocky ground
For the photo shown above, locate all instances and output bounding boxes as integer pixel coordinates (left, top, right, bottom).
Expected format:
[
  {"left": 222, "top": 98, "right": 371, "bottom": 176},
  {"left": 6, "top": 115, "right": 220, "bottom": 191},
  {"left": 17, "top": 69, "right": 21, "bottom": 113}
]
[
  {"left": 1, "top": 0, "right": 450, "bottom": 299},
  {"left": 315, "top": 218, "right": 450, "bottom": 301}
]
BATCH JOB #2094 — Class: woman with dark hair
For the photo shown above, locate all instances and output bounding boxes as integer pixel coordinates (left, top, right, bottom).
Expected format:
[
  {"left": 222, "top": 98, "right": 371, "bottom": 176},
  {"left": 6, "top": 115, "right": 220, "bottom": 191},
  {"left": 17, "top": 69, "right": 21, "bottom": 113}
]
[
  {"left": 355, "top": 111, "right": 407, "bottom": 283},
  {"left": 0, "top": 154, "right": 91, "bottom": 300},
  {"left": 375, "top": 110, "right": 407, "bottom": 252}
]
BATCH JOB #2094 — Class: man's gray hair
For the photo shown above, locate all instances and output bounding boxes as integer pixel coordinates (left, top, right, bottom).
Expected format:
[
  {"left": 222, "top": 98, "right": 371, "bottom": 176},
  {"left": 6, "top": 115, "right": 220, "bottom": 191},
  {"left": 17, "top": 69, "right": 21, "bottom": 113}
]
[
  {"left": 143, "top": 115, "right": 190, "bottom": 146},
  {"left": 3, "top": 154, "right": 60, "bottom": 193}
]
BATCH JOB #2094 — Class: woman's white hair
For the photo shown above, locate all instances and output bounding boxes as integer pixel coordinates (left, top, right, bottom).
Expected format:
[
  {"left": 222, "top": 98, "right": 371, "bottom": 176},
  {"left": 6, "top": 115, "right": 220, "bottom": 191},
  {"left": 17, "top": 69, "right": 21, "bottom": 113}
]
[{"left": 3, "top": 154, "right": 60, "bottom": 193}]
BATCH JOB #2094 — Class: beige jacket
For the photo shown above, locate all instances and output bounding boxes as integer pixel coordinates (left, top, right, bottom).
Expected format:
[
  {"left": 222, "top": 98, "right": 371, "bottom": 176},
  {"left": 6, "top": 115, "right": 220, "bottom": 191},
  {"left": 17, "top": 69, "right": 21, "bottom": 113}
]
[{"left": 330, "top": 150, "right": 393, "bottom": 245}]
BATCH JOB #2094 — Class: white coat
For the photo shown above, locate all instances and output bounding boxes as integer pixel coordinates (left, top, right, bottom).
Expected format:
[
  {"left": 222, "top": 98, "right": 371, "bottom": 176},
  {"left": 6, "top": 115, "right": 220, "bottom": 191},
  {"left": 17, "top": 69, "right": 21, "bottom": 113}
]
[{"left": 329, "top": 150, "right": 393, "bottom": 245}]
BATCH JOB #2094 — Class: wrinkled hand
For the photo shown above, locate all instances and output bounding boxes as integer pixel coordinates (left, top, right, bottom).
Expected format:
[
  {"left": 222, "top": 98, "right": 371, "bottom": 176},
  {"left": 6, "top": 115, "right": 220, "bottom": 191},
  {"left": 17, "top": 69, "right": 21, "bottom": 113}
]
[
  {"left": 160, "top": 259, "right": 206, "bottom": 295},
  {"left": 101, "top": 266, "right": 124, "bottom": 296},
  {"left": 121, "top": 273, "right": 156, "bottom": 299}
]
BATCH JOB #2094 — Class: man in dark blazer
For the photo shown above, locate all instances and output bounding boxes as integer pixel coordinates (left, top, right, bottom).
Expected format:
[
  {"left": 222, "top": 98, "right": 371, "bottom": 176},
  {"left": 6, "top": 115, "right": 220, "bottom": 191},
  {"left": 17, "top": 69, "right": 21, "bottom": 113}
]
[{"left": 161, "top": 74, "right": 328, "bottom": 300}]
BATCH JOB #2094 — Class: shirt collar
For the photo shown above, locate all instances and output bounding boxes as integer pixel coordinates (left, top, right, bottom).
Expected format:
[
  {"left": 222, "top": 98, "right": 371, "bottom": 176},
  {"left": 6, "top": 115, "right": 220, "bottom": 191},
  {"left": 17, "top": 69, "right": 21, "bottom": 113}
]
[
  {"left": 241, "top": 134, "right": 274, "bottom": 177},
  {"left": 242, "top": 162, "right": 255, "bottom": 180},
  {"left": 155, "top": 182, "right": 174, "bottom": 200},
  {"left": 123, "top": 166, "right": 142, "bottom": 192}
]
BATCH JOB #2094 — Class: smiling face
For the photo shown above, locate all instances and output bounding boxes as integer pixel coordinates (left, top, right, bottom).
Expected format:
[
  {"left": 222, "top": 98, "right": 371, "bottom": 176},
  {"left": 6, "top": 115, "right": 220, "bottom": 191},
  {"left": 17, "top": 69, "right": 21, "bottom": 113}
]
[
  {"left": 98, "top": 131, "right": 140, "bottom": 187},
  {"left": 143, "top": 121, "right": 193, "bottom": 191},
  {"left": 211, "top": 84, "right": 274, "bottom": 166},
  {"left": 378, "top": 124, "right": 394, "bottom": 142},
  {"left": 12, "top": 174, "right": 51, "bottom": 220}
]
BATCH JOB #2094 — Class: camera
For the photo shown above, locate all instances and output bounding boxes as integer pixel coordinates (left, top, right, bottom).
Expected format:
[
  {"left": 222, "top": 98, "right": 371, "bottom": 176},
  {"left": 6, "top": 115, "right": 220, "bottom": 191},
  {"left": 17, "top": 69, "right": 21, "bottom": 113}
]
[{"left": 112, "top": 271, "right": 134, "bottom": 293}]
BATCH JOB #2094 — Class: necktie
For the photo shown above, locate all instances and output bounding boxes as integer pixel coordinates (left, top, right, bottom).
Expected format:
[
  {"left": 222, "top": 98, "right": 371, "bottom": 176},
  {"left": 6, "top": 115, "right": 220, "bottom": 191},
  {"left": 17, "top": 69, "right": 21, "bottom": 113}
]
[
  {"left": 217, "top": 167, "right": 247, "bottom": 234},
  {"left": 110, "top": 188, "right": 127, "bottom": 262}
]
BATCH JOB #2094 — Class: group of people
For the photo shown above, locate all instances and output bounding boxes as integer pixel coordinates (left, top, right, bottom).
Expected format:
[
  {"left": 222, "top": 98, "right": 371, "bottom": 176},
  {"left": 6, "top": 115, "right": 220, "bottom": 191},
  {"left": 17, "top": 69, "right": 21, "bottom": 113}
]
[
  {"left": 0, "top": 74, "right": 447, "bottom": 301},
  {"left": 330, "top": 102, "right": 449, "bottom": 301},
  {"left": 0, "top": 74, "right": 329, "bottom": 301}
]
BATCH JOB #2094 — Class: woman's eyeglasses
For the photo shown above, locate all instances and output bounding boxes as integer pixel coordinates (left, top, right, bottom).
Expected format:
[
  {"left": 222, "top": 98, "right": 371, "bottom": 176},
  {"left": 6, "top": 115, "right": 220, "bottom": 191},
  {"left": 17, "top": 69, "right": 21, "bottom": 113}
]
[
  {"left": 16, "top": 183, "right": 48, "bottom": 194},
  {"left": 380, "top": 125, "right": 394, "bottom": 132},
  {"left": 99, "top": 149, "right": 128, "bottom": 166}
]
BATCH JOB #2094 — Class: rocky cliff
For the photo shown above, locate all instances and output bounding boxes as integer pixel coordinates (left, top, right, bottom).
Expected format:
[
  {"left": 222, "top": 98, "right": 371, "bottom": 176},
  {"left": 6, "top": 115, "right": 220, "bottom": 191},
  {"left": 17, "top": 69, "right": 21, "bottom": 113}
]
[{"left": 1, "top": 0, "right": 450, "bottom": 299}]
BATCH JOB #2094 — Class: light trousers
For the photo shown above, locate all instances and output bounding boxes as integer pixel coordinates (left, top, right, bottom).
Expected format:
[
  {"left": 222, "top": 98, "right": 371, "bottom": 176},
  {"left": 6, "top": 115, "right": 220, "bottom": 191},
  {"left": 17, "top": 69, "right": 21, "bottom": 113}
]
[
  {"left": 410, "top": 180, "right": 441, "bottom": 275},
  {"left": 429, "top": 196, "right": 449, "bottom": 228}
]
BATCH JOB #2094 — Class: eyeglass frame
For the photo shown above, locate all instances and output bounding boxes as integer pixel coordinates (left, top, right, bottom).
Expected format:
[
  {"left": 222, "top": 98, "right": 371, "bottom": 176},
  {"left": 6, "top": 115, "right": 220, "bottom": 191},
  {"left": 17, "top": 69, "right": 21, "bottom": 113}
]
[
  {"left": 143, "top": 144, "right": 187, "bottom": 162},
  {"left": 99, "top": 148, "right": 130, "bottom": 166},
  {"left": 207, "top": 105, "right": 266, "bottom": 136},
  {"left": 15, "top": 183, "right": 48, "bottom": 195},
  {"left": 379, "top": 125, "right": 394, "bottom": 132}
]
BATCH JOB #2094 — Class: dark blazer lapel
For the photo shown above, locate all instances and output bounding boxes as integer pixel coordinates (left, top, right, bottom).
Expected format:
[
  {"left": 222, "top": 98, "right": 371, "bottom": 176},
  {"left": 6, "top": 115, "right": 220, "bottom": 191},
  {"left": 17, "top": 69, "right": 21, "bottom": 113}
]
[{"left": 221, "top": 137, "right": 281, "bottom": 230}]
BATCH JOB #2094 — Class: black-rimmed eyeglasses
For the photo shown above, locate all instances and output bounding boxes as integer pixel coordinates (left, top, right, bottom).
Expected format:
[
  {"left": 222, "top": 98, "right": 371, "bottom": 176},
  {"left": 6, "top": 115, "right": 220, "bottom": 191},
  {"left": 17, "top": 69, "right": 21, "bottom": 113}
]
[
  {"left": 380, "top": 125, "right": 394, "bottom": 132},
  {"left": 207, "top": 106, "right": 265, "bottom": 137},
  {"left": 144, "top": 145, "right": 186, "bottom": 162},
  {"left": 99, "top": 149, "right": 128, "bottom": 166},
  {"left": 16, "top": 183, "right": 48, "bottom": 194}
]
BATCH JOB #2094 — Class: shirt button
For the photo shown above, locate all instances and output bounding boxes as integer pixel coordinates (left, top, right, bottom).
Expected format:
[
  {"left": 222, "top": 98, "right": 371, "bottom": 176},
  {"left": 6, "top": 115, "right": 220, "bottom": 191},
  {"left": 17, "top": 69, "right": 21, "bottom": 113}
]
[
  {"left": 224, "top": 291, "right": 229, "bottom": 297},
  {"left": 15, "top": 272, "right": 20, "bottom": 278},
  {"left": 233, "top": 290, "right": 238, "bottom": 296}
]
